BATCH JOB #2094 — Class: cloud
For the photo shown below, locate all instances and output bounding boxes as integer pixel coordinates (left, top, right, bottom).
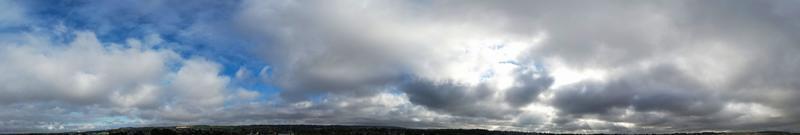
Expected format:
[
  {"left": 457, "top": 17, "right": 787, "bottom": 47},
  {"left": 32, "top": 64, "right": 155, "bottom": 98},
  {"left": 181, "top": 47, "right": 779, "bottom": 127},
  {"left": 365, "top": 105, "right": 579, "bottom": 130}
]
[
  {"left": 0, "top": 29, "right": 252, "bottom": 132},
  {"left": 528, "top": 1, "right": 800, "bottom": 132},
  {"left": 504, "top": 66, "right": 554, "bottom": 107},
  {"left": 0, "top": 1, "right": 27, "bottom": 28},
  {"left": 401, "top": 79, "right": 507, "bottom": 118},
  {"left": 3, "top": 0, "right": 800, "bottom": 133},
  {"left": 400, "top": 65, "right": 553, "bottom": 119},
  {"left": 236, "top": 0, "right": 547, "bottom": 100},
  {"left": 232, "top": 0, "right": 800, "bottom": 132},
  {"left": 549, "top": 64, "right": 727, "bottom": 130},
  {"left": 0, "top": 31, "right": 176, "bottom": 106},
  {"left": 170, "top": 58, "right": 229, "bottom": 109}
]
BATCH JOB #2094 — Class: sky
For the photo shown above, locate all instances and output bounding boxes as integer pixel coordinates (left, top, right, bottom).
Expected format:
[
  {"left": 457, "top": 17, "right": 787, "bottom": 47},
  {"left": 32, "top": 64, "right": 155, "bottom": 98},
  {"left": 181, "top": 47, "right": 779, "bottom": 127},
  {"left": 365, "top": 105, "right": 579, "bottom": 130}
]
[{"left": 1, "top": 0, "right": 799, "bottom": 133}]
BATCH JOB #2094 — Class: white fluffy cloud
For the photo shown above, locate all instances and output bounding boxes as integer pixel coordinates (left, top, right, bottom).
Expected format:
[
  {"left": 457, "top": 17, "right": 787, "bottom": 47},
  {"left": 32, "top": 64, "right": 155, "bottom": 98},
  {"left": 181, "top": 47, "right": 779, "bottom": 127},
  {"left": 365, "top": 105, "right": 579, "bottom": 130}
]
[
  {"left": 0, "top": 30, "right": 256, "bottom": 132},
  {"left": 0, "top": 31, "right": 176, "bottom": 106}
]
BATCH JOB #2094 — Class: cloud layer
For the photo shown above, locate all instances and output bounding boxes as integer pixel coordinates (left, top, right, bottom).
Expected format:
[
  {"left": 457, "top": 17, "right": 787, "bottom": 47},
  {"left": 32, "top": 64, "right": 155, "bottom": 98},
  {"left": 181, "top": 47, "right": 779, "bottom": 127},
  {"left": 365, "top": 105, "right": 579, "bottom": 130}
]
[{"left": 1, "top": 0, "right": 799, "bottom": 133}]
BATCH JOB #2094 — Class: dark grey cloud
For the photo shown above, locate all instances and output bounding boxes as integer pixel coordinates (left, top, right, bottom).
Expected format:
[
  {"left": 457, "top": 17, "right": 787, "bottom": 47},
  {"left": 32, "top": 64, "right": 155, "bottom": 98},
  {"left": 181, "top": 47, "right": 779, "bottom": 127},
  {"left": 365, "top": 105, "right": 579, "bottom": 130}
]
[
  {"left": 550, "top": 64, "right": 725, "bottom": 126},
  {"left": 401, "top": 79, "right": 504, "bottom": 118},
  {"left": 398, "top": 65, "right": 553, "bottom": 119},
  {"left": 505, "top": 67, "right": 554, "bottom": 107}
]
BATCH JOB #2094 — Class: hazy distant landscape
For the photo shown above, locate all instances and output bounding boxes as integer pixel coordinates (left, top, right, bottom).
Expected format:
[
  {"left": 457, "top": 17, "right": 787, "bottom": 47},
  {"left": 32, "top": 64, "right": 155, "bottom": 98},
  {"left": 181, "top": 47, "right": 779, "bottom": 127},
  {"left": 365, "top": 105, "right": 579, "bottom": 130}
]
[{"left": 12, "top": 125, "right": 797, "bottom": 135}]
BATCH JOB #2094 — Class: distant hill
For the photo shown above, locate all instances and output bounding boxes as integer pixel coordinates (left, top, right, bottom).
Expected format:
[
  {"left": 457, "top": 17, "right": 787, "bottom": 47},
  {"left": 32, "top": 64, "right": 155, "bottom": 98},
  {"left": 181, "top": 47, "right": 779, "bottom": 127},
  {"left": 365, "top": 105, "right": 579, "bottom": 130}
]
[{"left": 9, "top": 125, "right": 797, "bottom": 135}]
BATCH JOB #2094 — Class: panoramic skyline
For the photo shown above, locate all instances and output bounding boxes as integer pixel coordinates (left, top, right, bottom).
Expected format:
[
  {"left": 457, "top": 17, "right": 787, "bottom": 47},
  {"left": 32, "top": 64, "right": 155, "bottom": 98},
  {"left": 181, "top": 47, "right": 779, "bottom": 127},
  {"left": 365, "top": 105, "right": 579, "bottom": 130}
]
[{"left": 1, "top": 0, "right": 799, "bottom": 133}]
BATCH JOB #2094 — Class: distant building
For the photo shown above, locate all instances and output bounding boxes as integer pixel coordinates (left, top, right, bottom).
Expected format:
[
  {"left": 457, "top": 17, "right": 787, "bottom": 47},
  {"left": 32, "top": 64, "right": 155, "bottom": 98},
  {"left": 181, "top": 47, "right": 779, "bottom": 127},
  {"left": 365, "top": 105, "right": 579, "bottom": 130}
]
[{"left": 175, "top": 125, "right": 191, "bottom": 129}]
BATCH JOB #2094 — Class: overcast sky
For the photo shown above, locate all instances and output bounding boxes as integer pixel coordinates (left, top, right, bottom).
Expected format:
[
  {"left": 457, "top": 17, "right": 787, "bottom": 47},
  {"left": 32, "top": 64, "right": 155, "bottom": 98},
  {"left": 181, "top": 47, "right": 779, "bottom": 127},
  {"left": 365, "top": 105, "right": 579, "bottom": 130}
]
[{"left": 1, "top": 0, "right": 799, "bottom": 133}]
